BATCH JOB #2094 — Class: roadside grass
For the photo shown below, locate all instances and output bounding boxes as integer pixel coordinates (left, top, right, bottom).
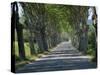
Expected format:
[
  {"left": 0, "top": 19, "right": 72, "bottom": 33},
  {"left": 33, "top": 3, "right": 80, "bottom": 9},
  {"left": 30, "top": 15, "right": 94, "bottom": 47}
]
[{"left": 14, "top": 41, "right": 50, "bottom": 69}]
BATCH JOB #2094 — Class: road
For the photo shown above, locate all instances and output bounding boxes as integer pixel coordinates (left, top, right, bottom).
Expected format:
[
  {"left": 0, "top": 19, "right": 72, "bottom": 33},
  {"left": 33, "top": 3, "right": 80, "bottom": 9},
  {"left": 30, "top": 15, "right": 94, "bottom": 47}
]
[{"left": 16, "top": 41, "right": 97, "bottom": 73}]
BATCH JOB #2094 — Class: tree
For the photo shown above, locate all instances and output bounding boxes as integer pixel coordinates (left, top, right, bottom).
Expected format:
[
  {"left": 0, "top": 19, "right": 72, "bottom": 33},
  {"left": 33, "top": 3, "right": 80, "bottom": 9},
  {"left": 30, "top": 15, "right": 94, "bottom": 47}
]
[
  {"left": 21, "top": 3, "right": 49, "bottom": 53},
  {"left": 12, "top": 2, "right": 25, "bottom": 59}
]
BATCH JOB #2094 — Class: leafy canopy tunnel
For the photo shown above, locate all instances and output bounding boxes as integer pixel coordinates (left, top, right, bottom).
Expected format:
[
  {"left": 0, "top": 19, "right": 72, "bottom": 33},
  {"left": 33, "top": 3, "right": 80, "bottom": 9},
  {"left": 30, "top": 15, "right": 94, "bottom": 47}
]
[{"left": 11, "top": 2, "right": 97, "bottom": 63}]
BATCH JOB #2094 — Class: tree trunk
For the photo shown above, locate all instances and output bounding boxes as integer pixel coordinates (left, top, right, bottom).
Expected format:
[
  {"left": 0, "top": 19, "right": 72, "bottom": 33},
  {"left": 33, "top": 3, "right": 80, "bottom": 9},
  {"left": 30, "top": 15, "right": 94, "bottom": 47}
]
[
  {"left": 26, "top": 21, "right": 36, "bottom": 55},
  {"left": 29, "top": 32, "right": 36, "bottom": 55},
  {"left": 16, "top": 25, "right": 25, "bottom": 59},
  {"left": 35, "top": 33, "right": 44, "bottom": 53},
  {"left": 79, "top": 23, "right": 88, "bottom": 54},
  {"left": 40, "top": 30, "right": 48, "bottom": 51},
  {"left": 15, "top": 2, "right": 25, "bottom": 59}
]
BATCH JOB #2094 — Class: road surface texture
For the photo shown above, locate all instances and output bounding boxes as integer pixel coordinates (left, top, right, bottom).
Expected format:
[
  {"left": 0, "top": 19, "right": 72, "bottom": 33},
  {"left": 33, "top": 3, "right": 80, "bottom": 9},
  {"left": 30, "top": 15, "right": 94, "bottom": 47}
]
[{"left": 16, "top": 41, "right": 97, "bottom": 73}]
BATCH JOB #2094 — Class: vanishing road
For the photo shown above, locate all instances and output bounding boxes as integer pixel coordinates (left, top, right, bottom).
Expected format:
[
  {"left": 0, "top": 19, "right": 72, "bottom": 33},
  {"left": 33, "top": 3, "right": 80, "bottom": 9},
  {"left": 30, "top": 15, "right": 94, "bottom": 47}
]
[{"left": 16, "top": 41, "right": 97, "bottom": 73}]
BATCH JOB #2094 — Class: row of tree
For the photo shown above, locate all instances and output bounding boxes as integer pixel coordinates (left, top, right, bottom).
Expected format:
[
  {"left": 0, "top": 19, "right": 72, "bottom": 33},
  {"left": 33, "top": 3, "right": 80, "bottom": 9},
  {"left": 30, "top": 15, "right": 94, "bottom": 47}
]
[{"left": 11, "top": 2, "right": 97, "bottom": 62}]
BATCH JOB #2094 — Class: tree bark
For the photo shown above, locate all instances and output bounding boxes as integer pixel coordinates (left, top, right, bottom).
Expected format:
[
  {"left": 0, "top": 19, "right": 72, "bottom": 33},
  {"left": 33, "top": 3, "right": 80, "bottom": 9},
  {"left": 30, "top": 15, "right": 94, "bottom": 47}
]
[{"left": 15, "top": 2, "right": 25, "bottom": 59}]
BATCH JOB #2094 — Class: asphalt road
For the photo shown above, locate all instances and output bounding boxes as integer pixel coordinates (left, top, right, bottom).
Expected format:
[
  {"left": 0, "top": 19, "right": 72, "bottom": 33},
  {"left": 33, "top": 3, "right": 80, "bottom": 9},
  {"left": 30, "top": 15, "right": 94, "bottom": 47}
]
[{"left": 16, "top": 41, "right": 97, "bottom": 73}]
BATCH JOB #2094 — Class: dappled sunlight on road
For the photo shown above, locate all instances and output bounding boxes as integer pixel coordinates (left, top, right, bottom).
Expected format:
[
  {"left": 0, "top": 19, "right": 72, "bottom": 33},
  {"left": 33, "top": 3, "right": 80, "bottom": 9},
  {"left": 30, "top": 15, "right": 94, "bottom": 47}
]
[{"left": 16, "top": 42, "right": 96, "bottom": 73}]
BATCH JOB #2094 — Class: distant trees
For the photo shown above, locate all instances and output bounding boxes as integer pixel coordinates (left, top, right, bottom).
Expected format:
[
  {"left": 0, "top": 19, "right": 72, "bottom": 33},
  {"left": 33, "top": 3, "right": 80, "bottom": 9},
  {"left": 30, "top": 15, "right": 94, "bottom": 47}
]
[{"left": 56, "top": 6, "right": 89, "bottom": 53}]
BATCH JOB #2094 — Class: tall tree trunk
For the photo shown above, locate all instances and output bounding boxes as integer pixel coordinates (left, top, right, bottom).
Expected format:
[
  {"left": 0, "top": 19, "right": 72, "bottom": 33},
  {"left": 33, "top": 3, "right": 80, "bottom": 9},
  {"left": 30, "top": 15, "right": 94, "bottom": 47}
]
[
  {"left": 16, "top": 24, "right": 25, "bottom": 59},
  {"left": 79, "top": 22, "right": 88, "bottom": 54},
  {"left": 29, "top": 32, "right": 36, "bottom": 55},
  {"left": 92, "top": 7, "right": 97, "bottom": 62},
  {"left": 35, "top": 33, "right": 44, "bottom": 53},
  {"left": 25, "top": 21, "right": 36, "bottom": 55},
  {"left": 40, "top": 30, "right": 48, "bottom": 51},
  {"left": 35, "top": 4, "right": 48, "bottom": 52},
  {"left": 15, "top": 2, "right": 25, "bottom": 59}
]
